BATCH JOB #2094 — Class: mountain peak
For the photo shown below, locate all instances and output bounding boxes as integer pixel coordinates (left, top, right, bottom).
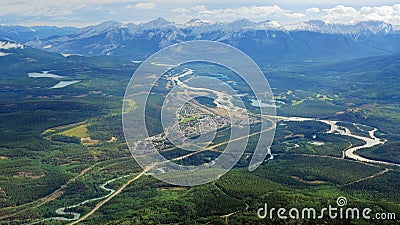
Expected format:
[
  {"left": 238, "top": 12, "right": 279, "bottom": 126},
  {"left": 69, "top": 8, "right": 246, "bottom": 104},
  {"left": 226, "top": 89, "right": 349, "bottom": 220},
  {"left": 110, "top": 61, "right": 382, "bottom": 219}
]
[
  {"left": 185, "top": 18, "right": 216, "bottom": 27},
  {"left": 87, "top": 20, "right": 123, "bottom": 31},
  {"left": 16, "top": 18, "right": 399, "bottom": 59},
  {"left": 140, "top": 17, "right": 173, "bottom": 30},
  {"left": 97, "top": 20, "right": 122, "bottom": 27},
  {"left": 305, "top": 20, "right": 326, "bottom": 26},
  {"left": 72, "top": 20, "right": 123, "bottom": 39},
  {"left": 148, "top": 17, "right": 172, "bottom": 26},
  {"left": 228, "top": 19, "right": 255, "bottom": 28},
  {"left": 255, "top": 20, "right": 282, "bottom": 29},
  {"left": 285, "top": 20, "right": 393, "bottom": 36}
]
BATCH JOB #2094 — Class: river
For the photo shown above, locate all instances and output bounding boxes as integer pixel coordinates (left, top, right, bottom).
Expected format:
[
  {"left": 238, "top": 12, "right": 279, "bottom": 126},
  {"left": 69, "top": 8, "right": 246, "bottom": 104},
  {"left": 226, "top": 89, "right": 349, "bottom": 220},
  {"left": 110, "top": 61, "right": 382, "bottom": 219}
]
[
  {"left": 32, "top": 71, "right": 399, "bottom": 223},
  {"left": 276, "top": 116, "right": 399, "bottom": 167},
  {"left": 30, "top": 175, "right": 131, "bottom": 224}
]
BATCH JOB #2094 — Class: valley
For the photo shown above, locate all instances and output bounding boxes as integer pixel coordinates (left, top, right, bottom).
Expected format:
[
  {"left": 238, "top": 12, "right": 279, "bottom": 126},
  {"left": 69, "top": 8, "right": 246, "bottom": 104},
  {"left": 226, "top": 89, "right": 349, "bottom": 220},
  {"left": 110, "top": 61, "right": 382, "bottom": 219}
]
[{"left": 0, "top": 18, "right": 400, "bottom": 224}]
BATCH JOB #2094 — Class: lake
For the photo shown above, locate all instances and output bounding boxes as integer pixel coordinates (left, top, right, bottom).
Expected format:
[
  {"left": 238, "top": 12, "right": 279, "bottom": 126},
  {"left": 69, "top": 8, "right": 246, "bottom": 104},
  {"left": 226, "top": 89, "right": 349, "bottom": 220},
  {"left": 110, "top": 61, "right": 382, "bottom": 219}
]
[
  {"left": 28, "top": 71, "right": 64, "bottom": 78},
  {"left": 51, "top": 81, "right": 80, "bottom": 89}
]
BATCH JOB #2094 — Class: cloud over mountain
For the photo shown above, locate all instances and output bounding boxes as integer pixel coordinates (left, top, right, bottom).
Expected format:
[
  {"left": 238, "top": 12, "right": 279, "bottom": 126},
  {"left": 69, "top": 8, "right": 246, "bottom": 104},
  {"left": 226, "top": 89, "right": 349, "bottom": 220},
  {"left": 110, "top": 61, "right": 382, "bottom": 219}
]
[{"left": 1, "top": 1, "right": 400, "bottom": 27}]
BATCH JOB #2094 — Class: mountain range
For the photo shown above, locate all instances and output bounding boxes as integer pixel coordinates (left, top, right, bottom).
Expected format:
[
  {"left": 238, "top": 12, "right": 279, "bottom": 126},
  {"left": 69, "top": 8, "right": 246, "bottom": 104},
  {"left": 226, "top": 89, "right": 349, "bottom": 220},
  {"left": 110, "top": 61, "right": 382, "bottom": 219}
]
[{"left": 1, "top": 18, "right": 400, "bottom": 63}]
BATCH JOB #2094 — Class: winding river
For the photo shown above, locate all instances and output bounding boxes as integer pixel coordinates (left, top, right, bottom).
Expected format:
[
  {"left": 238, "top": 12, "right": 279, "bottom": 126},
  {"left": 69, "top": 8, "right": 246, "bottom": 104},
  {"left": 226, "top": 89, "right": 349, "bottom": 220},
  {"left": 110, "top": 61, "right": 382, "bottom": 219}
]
[
  {"left": 276, "top": 116, "right": 399, "bottom": 167},
  {"left": 31, "top": 175, "right": 131, "bottom": 224},
  {"left": 32, "top": 116, "right": 399, "bottom": 224},
  {"left": 31, "top": 69, "right": 399, "bottom": 223}
]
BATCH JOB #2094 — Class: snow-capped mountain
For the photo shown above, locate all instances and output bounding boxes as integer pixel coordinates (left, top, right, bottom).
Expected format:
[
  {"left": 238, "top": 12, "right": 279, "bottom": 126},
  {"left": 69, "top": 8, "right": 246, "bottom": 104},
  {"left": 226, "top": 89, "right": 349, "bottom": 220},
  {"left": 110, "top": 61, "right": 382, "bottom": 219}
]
[
  {"left": 138, "top": 17, "right": 174, "bottom": 31},
  {"left": 2, "top": 18, "right": 398, "bottom": 62},
  {"left": 285, "top": 20, "right": 393, "bottom": 39},
  {"left": 73, "top": 20, "right": 125, "bottom": 39},
  {"left": 0, "top": 25, "right": 77, "bottom": 43},
  {"left": 184, "top": 19, "right": 218, "bottom": 27}
]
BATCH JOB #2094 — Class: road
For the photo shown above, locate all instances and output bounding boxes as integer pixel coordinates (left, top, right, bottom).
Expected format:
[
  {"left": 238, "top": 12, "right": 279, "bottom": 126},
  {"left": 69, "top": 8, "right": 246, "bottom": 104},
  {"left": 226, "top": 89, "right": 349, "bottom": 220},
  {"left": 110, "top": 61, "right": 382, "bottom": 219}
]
[
  {"left": 342, "top": 168, "right": 390, "bottom": 186},
  {"left": 21, "top": 69, "right": 400, "bottom": 224},
  {"left": 65, "top": 73, "right": 399, "bottom": 224},
  {"left": 69, "top": 167, "right": 153, "bottom": 225},
  {"left": 0, "top": 162, "right": 101, "bottom": 221}
]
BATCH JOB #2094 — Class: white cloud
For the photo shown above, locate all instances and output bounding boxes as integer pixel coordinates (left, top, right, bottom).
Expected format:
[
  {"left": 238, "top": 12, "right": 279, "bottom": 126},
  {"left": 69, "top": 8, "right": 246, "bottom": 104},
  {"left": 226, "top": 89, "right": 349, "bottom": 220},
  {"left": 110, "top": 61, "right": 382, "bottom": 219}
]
[
  {"left": 167, "top": 4, "right": 400, "bottom": 25},
  {"left": 0, "top": 0, "right": 135, "bottom": 8},
  {"left": 306, "top": 7, "right": 320, "bottom": 13},
  {"left": 150, "top": 0, "right": 400, "bottom": 5},
  {"left": 285, "top": 13, "right": 306, "bottom": 19},
  {"left": 323, "top": 5, "right": 357, "bottom": 15},
  {"left": 171, "top": 8, "right": 190, "bottom": 14},
  {"left": 2, "top": 1, "right": 400, "bottom": 26},
  {"left": 360, "top": 6, "right": 393, "bottom": 16},
  {"left": 0, "top": 0, "right": 144, "bottom": 17},
  {"left": 321, "top": 4, "right": 400, "bottom": 25},
  {"left": 135, "top": 2, "right": 157, "bottom": 10},
  {"left": 186, "top": 5, "right": 303, "bottom": 22},
  {"left": 191, "top": 5, "right": 208, "bottom": 12},
  {"left": 172, "top": 4, "right": 400, "bottom": 25}
]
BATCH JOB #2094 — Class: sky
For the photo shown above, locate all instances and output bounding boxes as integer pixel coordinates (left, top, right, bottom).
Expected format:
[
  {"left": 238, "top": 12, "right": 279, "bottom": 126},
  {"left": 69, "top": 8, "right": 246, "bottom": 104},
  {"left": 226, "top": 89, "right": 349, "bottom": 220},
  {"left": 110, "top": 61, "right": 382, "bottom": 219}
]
[{"left": 1, "top": 0, "right": 400, "bottom": 27}]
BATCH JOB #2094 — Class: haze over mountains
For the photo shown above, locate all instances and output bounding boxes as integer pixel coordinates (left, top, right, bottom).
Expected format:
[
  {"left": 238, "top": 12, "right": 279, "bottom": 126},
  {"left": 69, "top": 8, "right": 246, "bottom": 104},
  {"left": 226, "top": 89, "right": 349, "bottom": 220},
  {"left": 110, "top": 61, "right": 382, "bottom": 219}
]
[{"left": 1, "top": 18, "right": 400, "bottom": 63}]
